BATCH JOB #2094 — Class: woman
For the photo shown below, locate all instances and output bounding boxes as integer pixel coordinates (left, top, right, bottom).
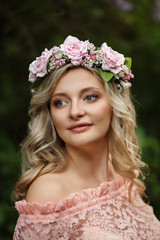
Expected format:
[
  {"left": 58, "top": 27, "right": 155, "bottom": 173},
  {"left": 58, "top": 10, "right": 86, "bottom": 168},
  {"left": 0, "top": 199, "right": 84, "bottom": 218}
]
[{"left": 13, "top": 36, "right": 160, "bottom": 239}]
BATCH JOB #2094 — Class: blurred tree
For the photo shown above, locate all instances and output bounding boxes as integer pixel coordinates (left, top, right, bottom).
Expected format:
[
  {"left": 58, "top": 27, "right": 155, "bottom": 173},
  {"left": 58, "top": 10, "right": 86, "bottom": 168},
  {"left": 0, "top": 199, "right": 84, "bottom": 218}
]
[{"left": 0, "top": 0, "right": 160, "bottom": 238}]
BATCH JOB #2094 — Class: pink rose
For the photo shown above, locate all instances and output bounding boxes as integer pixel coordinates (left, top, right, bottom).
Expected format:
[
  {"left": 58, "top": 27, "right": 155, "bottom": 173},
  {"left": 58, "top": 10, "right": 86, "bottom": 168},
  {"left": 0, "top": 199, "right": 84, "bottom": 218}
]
[
  {"left": 101, "top": 43, "right": 125, "bottom": 74},
  {"left": 29, "top": 48, "right": 52, "bottom": 80},
  {"left": 60, "top": 35, "right": 88, "bottom": 65},
  {"left": 28, "top": 71, "right": 36, "bottom": 82}
]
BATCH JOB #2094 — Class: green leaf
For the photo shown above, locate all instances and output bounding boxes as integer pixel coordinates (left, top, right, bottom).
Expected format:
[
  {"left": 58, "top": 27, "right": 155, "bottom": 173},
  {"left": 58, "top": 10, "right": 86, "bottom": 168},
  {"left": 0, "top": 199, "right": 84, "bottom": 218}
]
[
  {"left": 30, "top": 78, "right": 42, "bottom": 91},
  {"left": 62, "top": 55, "right": 69, "bottom": 60},
  {"left": 99, "top": 68, "right": 114, "bottom": 82},
  {"left": 124, "top": 57, "right": 132, "bottom": 70}
]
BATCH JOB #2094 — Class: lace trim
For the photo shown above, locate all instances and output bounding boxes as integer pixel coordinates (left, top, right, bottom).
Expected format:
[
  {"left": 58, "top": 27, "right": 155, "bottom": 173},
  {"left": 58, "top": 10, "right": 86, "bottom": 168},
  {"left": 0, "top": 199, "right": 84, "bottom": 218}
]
[{"left": 15, "top": 176, "right": 127, "bottom": 215}]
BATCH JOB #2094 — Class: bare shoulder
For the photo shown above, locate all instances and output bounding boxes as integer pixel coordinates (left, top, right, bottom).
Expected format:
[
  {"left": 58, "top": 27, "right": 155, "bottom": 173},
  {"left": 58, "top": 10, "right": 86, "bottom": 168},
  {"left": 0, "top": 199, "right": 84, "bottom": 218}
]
[{"left": 26, "top": 173, "right": 66, "bottom": 204}]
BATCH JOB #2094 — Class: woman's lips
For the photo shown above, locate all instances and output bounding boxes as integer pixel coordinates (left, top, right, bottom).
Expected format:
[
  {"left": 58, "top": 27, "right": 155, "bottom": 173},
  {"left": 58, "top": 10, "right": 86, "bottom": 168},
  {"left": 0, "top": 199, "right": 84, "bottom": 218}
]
[{"left": 68, "top": 123, "right": 92, "bottom": 133}]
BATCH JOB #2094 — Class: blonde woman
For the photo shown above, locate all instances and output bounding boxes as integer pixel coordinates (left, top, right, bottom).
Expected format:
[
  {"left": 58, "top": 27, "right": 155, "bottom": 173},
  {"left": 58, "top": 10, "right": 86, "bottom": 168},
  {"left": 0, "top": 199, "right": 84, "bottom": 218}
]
[{"left": 13, "top": 36, "right": 160, "bottom": 239}]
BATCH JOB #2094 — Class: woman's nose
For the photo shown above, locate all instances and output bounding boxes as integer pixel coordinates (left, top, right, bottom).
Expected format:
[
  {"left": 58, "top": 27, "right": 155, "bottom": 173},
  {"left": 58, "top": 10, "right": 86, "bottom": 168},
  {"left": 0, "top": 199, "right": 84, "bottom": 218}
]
[{"left": 69, "top": 101, "right": 86, "bottom": 119}]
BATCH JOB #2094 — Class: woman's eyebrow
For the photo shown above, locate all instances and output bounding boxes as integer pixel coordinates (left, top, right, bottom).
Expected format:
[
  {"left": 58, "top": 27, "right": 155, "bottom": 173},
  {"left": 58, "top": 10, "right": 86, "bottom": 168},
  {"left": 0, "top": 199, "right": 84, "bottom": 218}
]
[
  {"left": 51, "top": 87, "right": 102, "bottom": 98},
  {"left": 80, "top": 87, "right": 102, "bottom": 94},
  {"left": 51, "top": 93, "right": 68, "bottom": 98}
]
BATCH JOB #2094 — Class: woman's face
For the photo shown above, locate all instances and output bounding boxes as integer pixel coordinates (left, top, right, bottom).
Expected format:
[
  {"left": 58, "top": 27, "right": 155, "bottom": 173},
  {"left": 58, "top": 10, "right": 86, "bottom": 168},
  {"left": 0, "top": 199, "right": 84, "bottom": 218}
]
[{"left": 50, "top": 68, "right": 112, "bottom": 148}]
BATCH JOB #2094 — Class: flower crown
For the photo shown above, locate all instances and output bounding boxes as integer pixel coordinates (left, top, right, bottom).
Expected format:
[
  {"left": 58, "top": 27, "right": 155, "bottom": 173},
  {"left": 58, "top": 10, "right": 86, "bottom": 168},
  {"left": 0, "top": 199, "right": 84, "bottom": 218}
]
[{"left": 29, "top": 35, "right": 134, "bottom": 92}]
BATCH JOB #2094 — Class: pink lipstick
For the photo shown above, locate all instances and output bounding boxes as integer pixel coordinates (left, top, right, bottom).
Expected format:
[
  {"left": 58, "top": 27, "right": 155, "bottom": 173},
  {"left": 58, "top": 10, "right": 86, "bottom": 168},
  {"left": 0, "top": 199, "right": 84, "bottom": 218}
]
[{"left": 68, "top": 122, "right": 92, "bottom": 133}]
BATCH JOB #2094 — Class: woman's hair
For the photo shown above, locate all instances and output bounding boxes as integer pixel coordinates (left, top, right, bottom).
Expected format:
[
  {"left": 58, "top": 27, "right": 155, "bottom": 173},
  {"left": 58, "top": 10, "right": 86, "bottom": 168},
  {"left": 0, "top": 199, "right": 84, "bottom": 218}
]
[{"left": 13, "top": 63, "right": 147, "bottom": 201}]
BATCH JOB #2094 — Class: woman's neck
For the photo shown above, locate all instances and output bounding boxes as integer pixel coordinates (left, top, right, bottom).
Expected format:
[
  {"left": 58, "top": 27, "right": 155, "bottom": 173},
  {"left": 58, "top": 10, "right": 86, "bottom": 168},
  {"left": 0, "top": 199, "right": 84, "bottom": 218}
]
[{"left": 64, "top": 139, "right": 115, "bottom": 184}]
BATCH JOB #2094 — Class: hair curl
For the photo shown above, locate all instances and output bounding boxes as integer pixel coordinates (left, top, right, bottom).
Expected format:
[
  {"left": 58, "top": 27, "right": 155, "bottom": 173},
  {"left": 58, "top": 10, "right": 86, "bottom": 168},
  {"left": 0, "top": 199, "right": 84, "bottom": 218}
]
[{"left": 13, "top": 64, "right": 147, "bottom": 202}]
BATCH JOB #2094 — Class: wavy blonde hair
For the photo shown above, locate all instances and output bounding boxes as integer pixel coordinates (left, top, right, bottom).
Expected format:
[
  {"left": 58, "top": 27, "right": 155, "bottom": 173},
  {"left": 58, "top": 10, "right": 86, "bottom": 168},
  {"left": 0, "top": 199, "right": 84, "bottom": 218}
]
[{"left": 13, "top": 64, "right": 147, "bottom": 201}]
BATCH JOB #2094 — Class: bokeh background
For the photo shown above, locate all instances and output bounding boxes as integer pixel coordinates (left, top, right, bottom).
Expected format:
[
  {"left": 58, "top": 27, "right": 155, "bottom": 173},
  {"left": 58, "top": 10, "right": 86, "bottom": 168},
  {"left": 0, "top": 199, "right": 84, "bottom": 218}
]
[{"left": 0, "top": 0, "right": 160, "bottom": 238}]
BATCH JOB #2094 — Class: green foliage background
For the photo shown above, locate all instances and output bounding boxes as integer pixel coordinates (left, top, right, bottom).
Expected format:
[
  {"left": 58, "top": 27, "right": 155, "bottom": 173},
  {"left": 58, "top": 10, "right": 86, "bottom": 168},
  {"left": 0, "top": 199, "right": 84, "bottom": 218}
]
[{"left": 0, "top": 0, "right": 160, "bottom": 238}]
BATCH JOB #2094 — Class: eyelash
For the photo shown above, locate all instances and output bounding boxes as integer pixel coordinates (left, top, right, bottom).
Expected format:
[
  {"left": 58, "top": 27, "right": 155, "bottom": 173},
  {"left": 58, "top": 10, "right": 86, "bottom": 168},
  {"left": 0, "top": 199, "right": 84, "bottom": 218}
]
[
  {"left": 53, "top": 94, "right": 99, "bottom": 108},
  {"left": 84, "top": 94, "right": 99, "bottom": 102},
  {"left": 53, "top": 99, "right": 68, "bottom": 107}
]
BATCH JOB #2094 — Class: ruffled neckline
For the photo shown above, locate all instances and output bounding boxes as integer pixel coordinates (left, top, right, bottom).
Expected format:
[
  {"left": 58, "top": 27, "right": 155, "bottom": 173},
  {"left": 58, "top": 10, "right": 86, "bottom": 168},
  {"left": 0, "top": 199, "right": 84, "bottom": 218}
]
[{"left": 15, "top": 176, "right": 128, "bottom": 215}]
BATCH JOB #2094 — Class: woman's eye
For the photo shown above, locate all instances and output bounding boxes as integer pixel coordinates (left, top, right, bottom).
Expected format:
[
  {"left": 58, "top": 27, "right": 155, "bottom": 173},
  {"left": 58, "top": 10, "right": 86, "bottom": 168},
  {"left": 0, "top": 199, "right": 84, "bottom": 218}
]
[
  {"left": 53, "top": 100, "right": 67, "bottom": 107},
  {"left": 85, "top": 94, "right": 99, "bottom": 102}
]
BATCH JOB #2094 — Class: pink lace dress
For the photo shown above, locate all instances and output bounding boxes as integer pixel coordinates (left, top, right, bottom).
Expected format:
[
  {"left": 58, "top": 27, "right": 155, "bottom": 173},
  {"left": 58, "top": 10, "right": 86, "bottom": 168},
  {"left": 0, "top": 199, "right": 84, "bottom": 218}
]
[{"left": 13, "top": 177, "right": 160, "bottom": 240}]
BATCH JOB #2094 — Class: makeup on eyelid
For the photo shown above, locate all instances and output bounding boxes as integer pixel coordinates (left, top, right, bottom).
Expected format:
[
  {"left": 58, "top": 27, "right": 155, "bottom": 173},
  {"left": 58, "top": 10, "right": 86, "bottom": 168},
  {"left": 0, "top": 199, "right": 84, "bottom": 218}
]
[{"left": 52, "top": 93, "right": 100, "bottom": 108}]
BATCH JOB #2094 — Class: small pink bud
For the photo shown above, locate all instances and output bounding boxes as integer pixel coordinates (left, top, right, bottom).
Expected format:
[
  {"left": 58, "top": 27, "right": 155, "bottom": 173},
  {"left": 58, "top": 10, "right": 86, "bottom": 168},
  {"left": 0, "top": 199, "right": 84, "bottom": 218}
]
[{"left": 30, "top": 89, "right": 36, "bottom": 94}]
